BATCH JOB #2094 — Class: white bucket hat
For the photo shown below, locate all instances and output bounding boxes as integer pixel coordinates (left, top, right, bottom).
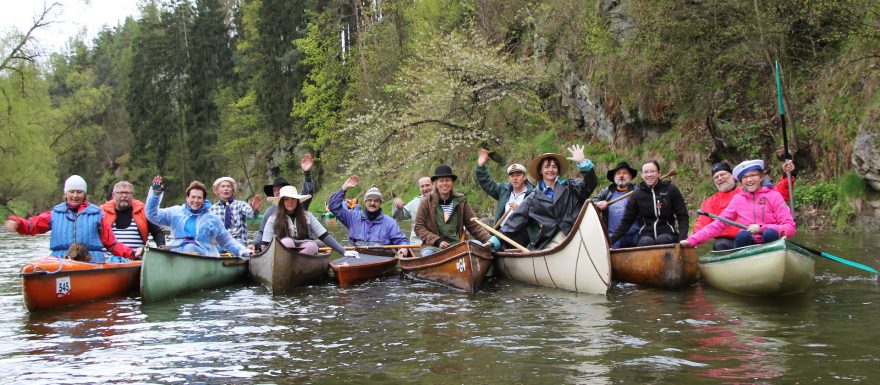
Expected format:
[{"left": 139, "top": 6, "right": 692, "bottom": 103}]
[
  {"left": 268, "top": 185, "right": 312, "bottom": 204},
  {"left": 212, "top": 177, "right": 238, "bottom": 192}
]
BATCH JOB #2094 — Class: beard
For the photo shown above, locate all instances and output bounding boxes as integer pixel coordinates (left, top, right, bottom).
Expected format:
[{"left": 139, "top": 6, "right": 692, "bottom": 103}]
[{"left": 716, "top": 179, "right": 736, "bottom": 192}]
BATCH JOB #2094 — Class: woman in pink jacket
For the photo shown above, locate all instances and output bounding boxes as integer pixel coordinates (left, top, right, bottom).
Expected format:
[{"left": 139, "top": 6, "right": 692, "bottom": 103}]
[{"left": 681, "top": 159, "right": 795, "bottom": 249}]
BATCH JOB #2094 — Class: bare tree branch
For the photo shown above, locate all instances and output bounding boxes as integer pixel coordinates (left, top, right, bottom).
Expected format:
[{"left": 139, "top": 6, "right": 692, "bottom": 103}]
[{"left": 0, "top": 2, "right": 59, "bottom": 72}]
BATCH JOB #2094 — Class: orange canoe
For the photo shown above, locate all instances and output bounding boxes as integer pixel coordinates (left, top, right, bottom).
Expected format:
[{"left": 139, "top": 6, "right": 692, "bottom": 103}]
[
  {"left": 330, "top": 250, "right": 398, "bottom": 287},
  {"left": 20, "top": 257, "right": 142, "bottom": 312}
]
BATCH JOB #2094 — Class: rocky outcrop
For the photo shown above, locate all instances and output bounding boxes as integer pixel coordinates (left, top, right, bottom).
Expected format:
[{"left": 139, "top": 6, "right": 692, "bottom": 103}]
[
  {"left": 559, "top": 73, "right": 616, "bottom": 143},
  {"left": 852, "top": 126, "right": 880, "bottom": 191}
]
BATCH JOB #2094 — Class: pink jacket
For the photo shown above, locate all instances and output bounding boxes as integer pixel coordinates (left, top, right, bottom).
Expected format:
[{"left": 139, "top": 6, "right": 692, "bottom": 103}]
[{"left": 687, "top": 186, "right": 796, "bottom": 246}]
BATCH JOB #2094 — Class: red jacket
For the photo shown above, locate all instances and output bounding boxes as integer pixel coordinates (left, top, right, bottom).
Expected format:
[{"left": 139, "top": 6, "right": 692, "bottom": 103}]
[
  {"left": 8, "top": 201, "right": 135, "bottom": 258},
  {"left": 101, "top": 200, "right": 149, "bottom": 243},
  {"left": 693, "top": 176, "right": 794, "bottom": 239}
]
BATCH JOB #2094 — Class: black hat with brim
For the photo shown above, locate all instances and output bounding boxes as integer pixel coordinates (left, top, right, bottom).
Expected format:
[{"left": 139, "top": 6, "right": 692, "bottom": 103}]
[
  {"left": 263, "top": 177, "right": 290, "bottom": 197},
  {"left": 430, "top": 164, "right": 458, "bottom": 182},
  {"left": 606, "top": 162, "right": 638, "bottom": 183}
]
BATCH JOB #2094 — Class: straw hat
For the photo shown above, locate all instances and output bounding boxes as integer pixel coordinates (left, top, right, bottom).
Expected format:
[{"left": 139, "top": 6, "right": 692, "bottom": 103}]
[{"left": 528, "top": 153, "right": 568, "bottom": 181}]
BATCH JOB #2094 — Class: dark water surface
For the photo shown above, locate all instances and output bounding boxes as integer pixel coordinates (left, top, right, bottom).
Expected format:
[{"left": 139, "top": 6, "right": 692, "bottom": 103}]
[{"left": 1, "top": 223, "right": 878, "bottom": 384}]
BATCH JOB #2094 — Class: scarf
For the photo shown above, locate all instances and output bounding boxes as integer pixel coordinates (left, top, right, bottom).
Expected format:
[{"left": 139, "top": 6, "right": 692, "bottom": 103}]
[
  {"left": 365, "top": 208, "right": 383, "bottom": 221},
  {"left": 221, "top": 198, "right": 234, "bottom": 228}
]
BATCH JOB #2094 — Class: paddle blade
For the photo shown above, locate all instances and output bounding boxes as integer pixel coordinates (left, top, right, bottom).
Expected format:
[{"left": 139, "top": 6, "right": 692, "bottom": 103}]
[{"left": 819, "top": 252, "right": 879, "bottom": 275}]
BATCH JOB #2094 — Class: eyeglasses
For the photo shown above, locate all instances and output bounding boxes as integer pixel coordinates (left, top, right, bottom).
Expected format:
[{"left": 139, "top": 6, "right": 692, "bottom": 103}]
[
  {"left": 741, "top": 173, "right": 762, "bottom": 181},
  {"left": 113, "top": 191, "right": 133, "bottom": 196}
]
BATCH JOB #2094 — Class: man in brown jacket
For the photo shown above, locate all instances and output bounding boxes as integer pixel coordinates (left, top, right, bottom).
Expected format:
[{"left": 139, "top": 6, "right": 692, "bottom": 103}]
[{"left": 414, "top": 164, "right": 491, "bottom": 256}]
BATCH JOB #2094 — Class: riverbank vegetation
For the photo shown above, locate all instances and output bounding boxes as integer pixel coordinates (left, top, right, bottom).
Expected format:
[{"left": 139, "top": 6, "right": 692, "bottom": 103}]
[{"left": 2, "top": 0, "right": 879, "bottom": 231}]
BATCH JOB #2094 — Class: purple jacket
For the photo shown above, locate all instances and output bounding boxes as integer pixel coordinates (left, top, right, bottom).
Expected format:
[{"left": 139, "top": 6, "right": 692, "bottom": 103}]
[
  {"left": 329, "top": 189, "right": 409, "bottom": 246},
  {"left": 687, "top": 186, "right": 796, "bottom": 246}
]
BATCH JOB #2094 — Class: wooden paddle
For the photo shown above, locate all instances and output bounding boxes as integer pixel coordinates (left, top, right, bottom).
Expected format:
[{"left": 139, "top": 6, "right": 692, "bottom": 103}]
[
  {"left": 492, "top": 209, "right": 512, "bottom": 229},
  {"left": 470, "top": 217, "right": 529, "bottom": 252},
  {"left": 318, "top": 244, "right": 422, "bottom": 252},
  {"left": 605, "top": 169, "right": 678, "bottom": 206},
  {"left": 696, "top": 209, "right": 878, "bottom": 275}
]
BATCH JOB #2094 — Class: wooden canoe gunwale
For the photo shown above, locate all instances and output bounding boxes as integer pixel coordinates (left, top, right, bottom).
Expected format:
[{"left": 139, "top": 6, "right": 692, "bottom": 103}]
[{"left": 494, "top": 201, "right": 605, "bottom": 259}]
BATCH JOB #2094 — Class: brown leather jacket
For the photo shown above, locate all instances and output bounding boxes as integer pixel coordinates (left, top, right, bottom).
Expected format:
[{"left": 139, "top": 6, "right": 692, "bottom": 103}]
[{"left": 414, "top": 190, "right": 491, "bottom": 246}]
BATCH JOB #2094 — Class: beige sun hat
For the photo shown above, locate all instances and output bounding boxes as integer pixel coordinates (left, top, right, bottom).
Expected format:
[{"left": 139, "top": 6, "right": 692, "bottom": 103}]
[{"left": 267, "top": 185, "right": 312, "bottom": 205}]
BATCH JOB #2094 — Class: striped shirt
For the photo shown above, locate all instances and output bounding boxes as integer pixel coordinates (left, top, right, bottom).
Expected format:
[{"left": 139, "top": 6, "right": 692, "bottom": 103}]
[
  {"left": 439, "top": 198, "right": 454, "bottom": 222},
  {"left": 112, "top": 218, "right": 145, "bottom": 249}
]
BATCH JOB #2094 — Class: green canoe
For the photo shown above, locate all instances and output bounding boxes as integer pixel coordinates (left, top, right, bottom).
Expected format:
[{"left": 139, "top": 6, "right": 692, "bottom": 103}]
[
  {"left": 698, "top": 238, "right": 815, "bottom": 296},
  {"left": 140, "top": 247, "right": 248, "bottom": 302}
]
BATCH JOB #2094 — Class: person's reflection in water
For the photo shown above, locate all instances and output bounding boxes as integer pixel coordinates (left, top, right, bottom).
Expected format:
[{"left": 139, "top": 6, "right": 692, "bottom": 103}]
[{"left": 684, "top": 287, "right": 789, "bottom": 381}]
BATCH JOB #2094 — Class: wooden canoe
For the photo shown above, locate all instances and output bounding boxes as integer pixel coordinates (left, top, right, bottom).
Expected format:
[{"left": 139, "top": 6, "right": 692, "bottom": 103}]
[
  {"left": 610, "top": 243, "right": 698, "bottom": 289},
  {"left": 494, "top": 202, "right": 612, "bottom": 295},
  {"left": 248, "top": 237, "right": 330, "bottom": 294},
  {"left": 330, "top": 249, "right": 397, "bottom": 287},
  {"left": 698, "top": 238, "right": 815, "bottom": 296},
  {"left": 140, "top": 247, "right": 248, "bottom": 302},
  {"left": 398, "top": 242, "right": 493, "bottom": 293},
  {"left": 20, "top": 257, "right": 141, "bottom": 312}
]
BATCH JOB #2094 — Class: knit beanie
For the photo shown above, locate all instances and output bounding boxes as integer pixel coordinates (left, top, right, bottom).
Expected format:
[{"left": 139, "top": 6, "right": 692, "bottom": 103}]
[{"left": 64, "top": 175, "right": 87, "bottom": 193}]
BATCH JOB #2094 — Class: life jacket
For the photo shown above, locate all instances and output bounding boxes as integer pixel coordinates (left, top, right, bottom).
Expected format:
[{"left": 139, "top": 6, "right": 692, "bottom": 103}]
[
  {"left": 101, "top": 200, "right": 149, "bottom": 242},
  {"left": 49, "top": 202, "right": 106, "bottom": 261}
]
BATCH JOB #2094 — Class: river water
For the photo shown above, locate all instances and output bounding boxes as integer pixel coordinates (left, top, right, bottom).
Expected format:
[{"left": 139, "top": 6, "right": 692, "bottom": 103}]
[{"left": 1, "top": 222, "right": 878, "bottom": 384}]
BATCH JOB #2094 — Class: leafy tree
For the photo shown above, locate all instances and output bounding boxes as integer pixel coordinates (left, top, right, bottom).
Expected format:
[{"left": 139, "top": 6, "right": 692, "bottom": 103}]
[{"left": 0, "top": 63, "right": 57, "bottom": 207}]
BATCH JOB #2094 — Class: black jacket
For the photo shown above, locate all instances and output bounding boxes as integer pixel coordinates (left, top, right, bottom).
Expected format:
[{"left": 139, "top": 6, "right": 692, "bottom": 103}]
[
  {"left": 500, "top": 168, "right": 598, "bottom": 250},
  {"left": 609, "top": 180, "right": 688, "bottom": 243}
]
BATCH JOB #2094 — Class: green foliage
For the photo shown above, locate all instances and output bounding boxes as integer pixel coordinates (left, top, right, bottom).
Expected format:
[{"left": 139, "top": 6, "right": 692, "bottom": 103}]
[
  {"left": 292, "top": 10, "right": 349, "bottom": 153},
  {"left": 0, "top": 62, "right": 58, "bottom": 207},
  {"left": 798, "top": 181, "right": 838, "bottom": 208}
]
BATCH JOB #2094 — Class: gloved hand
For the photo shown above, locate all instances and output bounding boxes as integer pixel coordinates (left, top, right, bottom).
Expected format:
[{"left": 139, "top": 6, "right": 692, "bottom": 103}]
[
  {"left": 239, "top": 250, "right": 251, "bottom": 258},
  {"left": 151, "top": 176, "right": 164, "bottom": 193},
  {"left": 344, "top": 250, "right": 359, "bottom": 259}
]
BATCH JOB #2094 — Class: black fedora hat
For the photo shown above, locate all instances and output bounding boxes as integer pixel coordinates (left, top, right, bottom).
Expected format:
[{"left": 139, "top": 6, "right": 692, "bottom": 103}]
[
  {"left": 263, "top": 177, "right": 290, "bottom": 197},
  {"left": 606, "top": 162, "right": 638, "bottom": 183},
  {"left": 430, "top": 164, "right": 458, "bottom": 182}
]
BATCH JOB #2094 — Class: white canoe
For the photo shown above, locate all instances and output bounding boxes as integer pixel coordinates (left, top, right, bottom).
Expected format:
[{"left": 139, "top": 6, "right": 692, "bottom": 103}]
[
  {"left": 698, "top": 238, "right": 815, "bottom": 296},
  {"left": 494, "top": 202, "right": 611, "bottom": 295}
]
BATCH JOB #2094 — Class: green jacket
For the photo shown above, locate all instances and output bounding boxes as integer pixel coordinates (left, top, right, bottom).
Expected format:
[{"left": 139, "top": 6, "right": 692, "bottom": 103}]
[{"left": 475, "top": 165, "right": 535, "bottom": 223}]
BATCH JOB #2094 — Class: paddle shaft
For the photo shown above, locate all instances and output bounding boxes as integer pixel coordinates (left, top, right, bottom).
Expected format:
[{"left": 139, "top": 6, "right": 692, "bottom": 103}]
[
  {"left": 696, "top": 209, "right": 747, "bottom": 230},
  {"left": 493, "top": 209, "right": 512, "bottom": 229},
  {"left": 696, "top": 210, "right": 878, "bottom": 275},
  {"left": 606, "top": 169, "right": 678, "bottom": 206},
  {"left": 470, "top": 217, "right": 529, "bottom": 252},
  {"left": 774, "top": 60, "right": 796, "bottom": 220}
]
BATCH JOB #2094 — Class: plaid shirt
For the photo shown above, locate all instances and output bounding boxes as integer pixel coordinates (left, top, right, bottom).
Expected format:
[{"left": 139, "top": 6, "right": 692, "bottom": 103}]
[{"left": 208, "top": 199, "right": 258, "bottom": 245}]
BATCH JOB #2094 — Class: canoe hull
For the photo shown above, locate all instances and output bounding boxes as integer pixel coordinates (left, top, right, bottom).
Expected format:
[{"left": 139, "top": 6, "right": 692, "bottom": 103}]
[
  {"left": 330, "top": 250, "right": 397, "bottom": 287},
  {"left": 248, "top": 238, "right": 330, "bottom": 294},
  {"left": 398, "top": 242, "right": 492, "bottom": 293},
  {"left": 140, "top": 247, "right": 247, "bottom": 302},
  {"left": 698, "top": 238, "right": 815, "bottom": 296},
  {"left": 494, "top": 202, "right": 612, "bottom": 295},
  {"left": 610, "top": 244, "right": 698, "bottom": 289},
  {"left": 20, "top": 257, "right": 141, "bottom": 312}
]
